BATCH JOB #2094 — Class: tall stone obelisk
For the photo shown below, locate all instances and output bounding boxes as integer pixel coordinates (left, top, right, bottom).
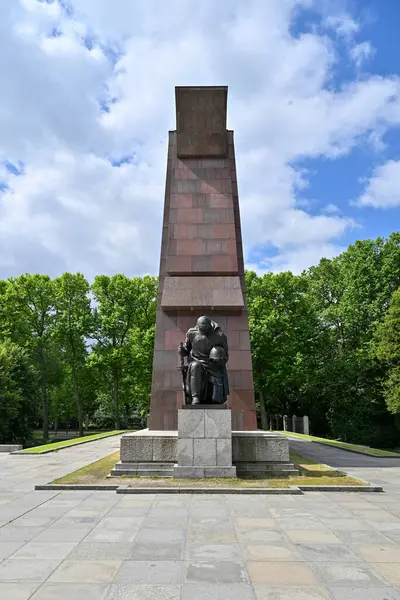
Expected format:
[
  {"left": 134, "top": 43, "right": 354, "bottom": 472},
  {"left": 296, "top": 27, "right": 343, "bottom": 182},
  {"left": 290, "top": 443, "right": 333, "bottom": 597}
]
[{"left": 148, "top": 86, "right": 257, "bottom": 431}]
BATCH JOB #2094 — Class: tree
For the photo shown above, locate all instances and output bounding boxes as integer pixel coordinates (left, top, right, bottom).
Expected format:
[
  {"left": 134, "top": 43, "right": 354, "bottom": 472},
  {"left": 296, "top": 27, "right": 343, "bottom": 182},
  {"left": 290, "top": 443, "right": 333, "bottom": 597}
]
[
  {"left": 374, "top": 288, "right": 400, "bottom": 415},
  {"left": 3, "top": 275, "right": 56, "bottom": 440},
  {"left": 0, "top": 280, "right": 9, "bottom": 340},
  {"left": 89, "top": 274, "right": 157, "bottom": 429},
  {"left": 306, "top": 234, "right": 400, "bottom": 445},
  {"left": 246, "top": 270, "right": 325, "bottom": 427},
  {"left": 0, "top": 339, "right": 37, "bottom": 444},
  {"left": 53, "top": 273, "right": 91, "bottom": 437}
]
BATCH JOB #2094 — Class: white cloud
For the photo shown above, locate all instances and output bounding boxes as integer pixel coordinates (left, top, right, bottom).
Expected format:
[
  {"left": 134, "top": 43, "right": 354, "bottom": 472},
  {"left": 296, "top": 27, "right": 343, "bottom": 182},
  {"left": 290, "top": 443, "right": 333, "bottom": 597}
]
[
  {"left": 0, "top": 151, "right": 163, "bottom": 276},
  {"left": 0, "top": 0, "right": 400, "bottom": 279},
  {"left": 247, "top": 243, "right": 347, "bottom": 275},
  {"left": 355, "top": 160, "right": 400, "bottom": 208},
  {"left": 324, "top": 13, "right": 360, "bottom": 38},
  {"left": 322, "top": 203, "right": 341, "bottom": 214},
  {"left": 350, "top": 41, "right": 374, "bottom": 68}
]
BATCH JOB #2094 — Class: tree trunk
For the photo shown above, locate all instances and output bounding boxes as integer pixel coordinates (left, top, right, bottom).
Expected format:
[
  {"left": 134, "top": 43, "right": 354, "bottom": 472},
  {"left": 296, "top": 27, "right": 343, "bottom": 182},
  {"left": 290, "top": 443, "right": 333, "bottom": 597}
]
[
  {"left": 259, "top": 389, "right": 269, "bottom": 431},
  {"left": 39, "top": 349, "right": 49, "bottom": 441},
  {"left": 71, "top": 362, "right": 84, "bottom": 437},
  {"left": 113, "top": 367, "right": 121, "bottom": 430}
]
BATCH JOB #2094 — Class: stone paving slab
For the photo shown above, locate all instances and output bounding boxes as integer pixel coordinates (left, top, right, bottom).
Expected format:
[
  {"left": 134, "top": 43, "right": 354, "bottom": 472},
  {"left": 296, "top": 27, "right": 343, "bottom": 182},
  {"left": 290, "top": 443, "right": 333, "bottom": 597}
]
[
  {"left": 105, "top": 583, "right": 181, "bottom": 600},
  {"left": 0, "top": 434, "right": 400, "bottom": 597},
  {"left": 253, "top": 586, "right": 331, "bottom": 599},
  {"left": 182, "top": 582, "right": 256, "bottom": 599},
  {"left": 30, "top": 583, "right": 110, "bottom": 600},
  {"left": 48, "top": 559, "right": 121, "bottom": 583},
  {"left": 0, "top": 582, "right": 40, "bottom": 600}
]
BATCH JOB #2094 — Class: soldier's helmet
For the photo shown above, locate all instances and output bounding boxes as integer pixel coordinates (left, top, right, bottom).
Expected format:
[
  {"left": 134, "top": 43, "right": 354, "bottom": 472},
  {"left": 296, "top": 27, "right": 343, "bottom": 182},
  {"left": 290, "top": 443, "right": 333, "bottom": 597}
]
[{"left": 209, "top": 345, "right": 227, "bottom": 362}]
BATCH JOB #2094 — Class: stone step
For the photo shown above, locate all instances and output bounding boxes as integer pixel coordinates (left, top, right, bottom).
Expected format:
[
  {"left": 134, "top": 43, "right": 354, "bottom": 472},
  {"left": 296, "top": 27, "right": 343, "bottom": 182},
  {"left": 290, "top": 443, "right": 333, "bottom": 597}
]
[
  {"left": 235, "top": 461, "right": 298, "bottom": 470},
  {"left": 110, "top": 461, "right": 174, "bottom": 478},
  {"left": 113, "top": 462, "right": 174, "bottom": 470},
  {"left": 111, "top": 469, "right": 173, "bottom": 478},
  {"left": 235, "top": 462, "right": 299, "bottom": 477}
]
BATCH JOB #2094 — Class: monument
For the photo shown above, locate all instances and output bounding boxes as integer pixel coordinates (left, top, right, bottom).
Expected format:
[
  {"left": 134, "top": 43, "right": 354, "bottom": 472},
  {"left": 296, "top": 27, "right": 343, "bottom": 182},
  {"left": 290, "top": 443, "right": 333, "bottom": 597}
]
[
  {"left": 112, "top": 86, "right": 296, "bottom": 479},
  {"left": 148, "top": 85, "right": 257, "bottom": 431}
]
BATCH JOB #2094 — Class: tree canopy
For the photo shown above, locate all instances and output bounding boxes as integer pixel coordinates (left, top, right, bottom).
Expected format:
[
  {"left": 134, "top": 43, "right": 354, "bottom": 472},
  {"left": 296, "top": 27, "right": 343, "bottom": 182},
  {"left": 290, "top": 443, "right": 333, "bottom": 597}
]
[
  {"left": 247, "top": 232, "right": 400, "bottom": 447},
  {"left": 0, "top": 233, "right": 399, "bottom": 448}
]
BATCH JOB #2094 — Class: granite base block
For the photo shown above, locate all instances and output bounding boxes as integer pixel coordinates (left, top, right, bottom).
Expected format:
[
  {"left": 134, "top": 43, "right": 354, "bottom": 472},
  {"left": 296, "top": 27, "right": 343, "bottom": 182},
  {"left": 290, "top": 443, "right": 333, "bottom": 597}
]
[
  {"left": 120, "top": 430, "right": 177, "bottom": 463},
  {"left": 193, "top": 438, "right": 217, "bottom": 466},
  {"left": 173, "top": 466, "right": 237, "bottom": 479},
  {"left": 173, "top": 466, "right": 205, "bottom": 478},
  {"left": 232, "top": 431, "right": 290, "bottom": 462}
]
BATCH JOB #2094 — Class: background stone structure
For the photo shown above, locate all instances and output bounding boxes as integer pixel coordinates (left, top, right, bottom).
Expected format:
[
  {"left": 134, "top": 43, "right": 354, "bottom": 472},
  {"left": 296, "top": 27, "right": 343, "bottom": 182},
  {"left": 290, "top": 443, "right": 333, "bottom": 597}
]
[{"left": 148, "top": 86, "right": 257, "bottom": 431}]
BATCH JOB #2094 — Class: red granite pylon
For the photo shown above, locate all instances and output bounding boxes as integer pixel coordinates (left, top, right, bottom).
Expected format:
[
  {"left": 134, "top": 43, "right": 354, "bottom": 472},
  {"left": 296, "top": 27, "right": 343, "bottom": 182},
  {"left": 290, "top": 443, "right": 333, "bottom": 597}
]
[{"left": 148, "top": 86, "right": 257, "bottom": 431}]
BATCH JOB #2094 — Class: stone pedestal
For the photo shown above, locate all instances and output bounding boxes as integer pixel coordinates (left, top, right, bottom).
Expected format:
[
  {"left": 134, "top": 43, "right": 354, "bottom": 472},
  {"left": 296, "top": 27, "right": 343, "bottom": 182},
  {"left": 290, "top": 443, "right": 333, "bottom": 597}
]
[{"left": 173, "top": 407, "right": 237, "bottom": 478}]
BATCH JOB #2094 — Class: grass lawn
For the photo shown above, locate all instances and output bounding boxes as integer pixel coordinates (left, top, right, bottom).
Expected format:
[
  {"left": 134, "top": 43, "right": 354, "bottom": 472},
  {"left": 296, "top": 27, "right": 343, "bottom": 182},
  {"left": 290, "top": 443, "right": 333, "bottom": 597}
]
[
  {"left": 278, "top": 431, "right": 400, "bottom": 457},
  {"left": 51, "top": 449, "right": 367, "bottom": 488},
  {"left": 53, "top": 451, "right": 121, "bottom": 484},
  {"left": 20, "top": 430, "right": 126, "bottom": 454}
]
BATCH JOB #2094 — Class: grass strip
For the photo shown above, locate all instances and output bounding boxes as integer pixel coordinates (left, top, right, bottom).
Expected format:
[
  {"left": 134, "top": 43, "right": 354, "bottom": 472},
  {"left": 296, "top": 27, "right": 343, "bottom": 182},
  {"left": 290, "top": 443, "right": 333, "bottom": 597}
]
[
  {"left": 53, "top": 451, "right": 120, "bottom": 483},
  {"left": 20, "top": 431, "right": 126, "bottom": 454},
  {"left": 278, "top": 431, "right": 400, "bottom": 457}
]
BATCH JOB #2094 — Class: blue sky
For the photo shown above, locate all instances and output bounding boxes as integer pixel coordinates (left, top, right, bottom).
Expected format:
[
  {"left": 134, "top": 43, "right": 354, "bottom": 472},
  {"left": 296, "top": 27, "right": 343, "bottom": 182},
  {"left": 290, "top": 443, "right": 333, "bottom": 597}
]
[{"left": 0, "top": 0, "right": 399, "bottom": 279}]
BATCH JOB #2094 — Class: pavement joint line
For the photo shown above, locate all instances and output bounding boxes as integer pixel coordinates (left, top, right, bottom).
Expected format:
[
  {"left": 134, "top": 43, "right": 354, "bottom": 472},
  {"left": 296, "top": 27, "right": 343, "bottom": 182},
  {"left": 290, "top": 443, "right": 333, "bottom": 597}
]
[{"left": 0, "top": 489, "right": 62, "bottom": 528}]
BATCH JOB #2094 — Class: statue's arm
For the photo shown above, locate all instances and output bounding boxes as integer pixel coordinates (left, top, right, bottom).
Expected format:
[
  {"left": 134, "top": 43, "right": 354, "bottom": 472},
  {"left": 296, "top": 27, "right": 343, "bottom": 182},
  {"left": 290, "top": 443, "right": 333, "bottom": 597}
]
[{"left": 179, "top": 331, "right": 192, "bottom": 357}]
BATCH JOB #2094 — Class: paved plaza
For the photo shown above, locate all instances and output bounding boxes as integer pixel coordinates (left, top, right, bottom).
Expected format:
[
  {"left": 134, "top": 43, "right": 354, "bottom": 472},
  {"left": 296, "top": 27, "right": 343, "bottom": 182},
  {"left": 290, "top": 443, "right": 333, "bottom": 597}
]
[{"left": 0, "top": 435, "right": 400, "bottom": 599}]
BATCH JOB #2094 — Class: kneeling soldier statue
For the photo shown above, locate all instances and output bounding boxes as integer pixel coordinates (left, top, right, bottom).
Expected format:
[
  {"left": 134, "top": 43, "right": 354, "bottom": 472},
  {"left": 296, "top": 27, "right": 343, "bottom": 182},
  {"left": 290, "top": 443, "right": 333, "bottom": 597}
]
[{"left": 178, "top": 316, "right": 229, "bottom": 406}]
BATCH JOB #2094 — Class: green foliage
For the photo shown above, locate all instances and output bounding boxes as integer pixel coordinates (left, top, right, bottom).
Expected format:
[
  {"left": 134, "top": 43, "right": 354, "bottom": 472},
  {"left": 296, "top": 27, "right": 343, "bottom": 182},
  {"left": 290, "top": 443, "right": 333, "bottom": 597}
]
[
  {"left": 2, "top": 274, "right": 56, "bottom": 439},
  {"left": 0, "top": 232, "right": 399, "bottom": 450},
  {"left": 374, "top": 288, "right": 400, "bottom": 414},
  {"left": 0, "top": 339, "right": 37, "bottom": 444},
  {"left": 89, "top": 274, "right": 157, "bottom": 429},
  {"left": 248, "top": 233, "right": 400, "bottom": 447},
  {"left": 246, "top": 270, "right": 327, "bottom": 419},
  {"left": 53, "top": 273, "right": 92, "bottom": 437}
]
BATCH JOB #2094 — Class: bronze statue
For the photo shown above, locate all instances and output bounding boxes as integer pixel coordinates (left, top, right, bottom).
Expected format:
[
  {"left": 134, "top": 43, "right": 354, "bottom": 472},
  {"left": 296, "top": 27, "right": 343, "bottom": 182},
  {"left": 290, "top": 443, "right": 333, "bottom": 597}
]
[{"left": 178, "top": 316, "right": 229, "bottom": 405}]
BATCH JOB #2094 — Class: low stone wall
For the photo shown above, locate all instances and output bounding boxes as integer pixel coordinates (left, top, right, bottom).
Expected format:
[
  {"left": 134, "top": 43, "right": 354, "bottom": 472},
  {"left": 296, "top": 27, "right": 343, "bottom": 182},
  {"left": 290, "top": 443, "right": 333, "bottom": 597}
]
[
  {"left": 0, "top": 445, "right": 22, "bottom": 453},
  {"left": 232, "top": 431, "right": 289, "bottom": 462},
  {"left": 114, "top": 428, "right": 295, "bottom": 478},
  {"left": 120, "top": 430, "right": 177, "bottom": 463}
]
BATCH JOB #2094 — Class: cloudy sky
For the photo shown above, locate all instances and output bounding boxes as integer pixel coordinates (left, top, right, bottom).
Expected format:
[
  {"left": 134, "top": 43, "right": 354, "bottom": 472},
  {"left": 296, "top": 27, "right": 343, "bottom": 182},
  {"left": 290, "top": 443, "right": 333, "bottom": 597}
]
[{"left": 0, "top": 0, "right": 399, "bottom": 280}]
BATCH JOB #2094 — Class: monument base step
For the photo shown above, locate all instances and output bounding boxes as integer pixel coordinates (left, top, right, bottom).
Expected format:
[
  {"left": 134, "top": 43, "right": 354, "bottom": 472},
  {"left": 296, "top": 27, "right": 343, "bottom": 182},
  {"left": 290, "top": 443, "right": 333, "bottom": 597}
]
[
  {"left": 236, "top": 462, "right": 299, "bottom": 477},
  {"left": 110, "top": 461, "right": 174, "bottom": 477},
  {"left": 111, "top": 460, "right": 297, "bottom": 479}
]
